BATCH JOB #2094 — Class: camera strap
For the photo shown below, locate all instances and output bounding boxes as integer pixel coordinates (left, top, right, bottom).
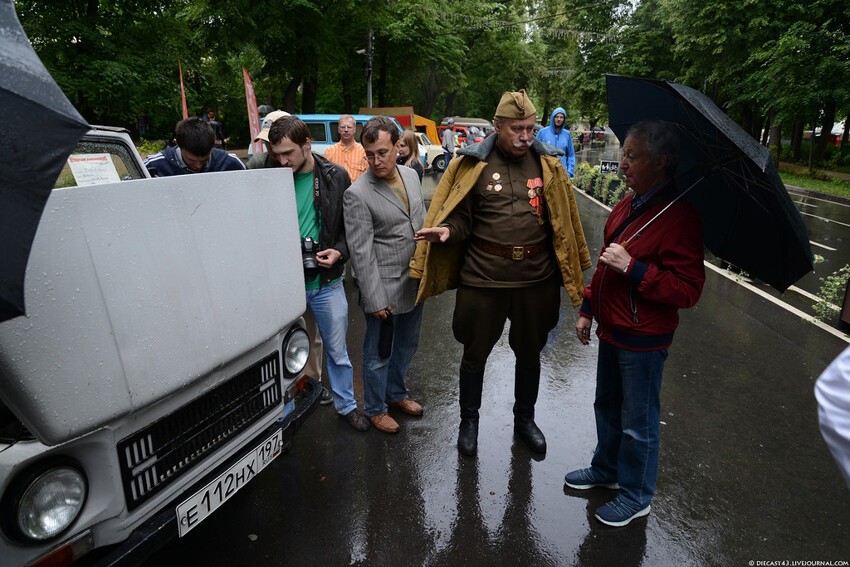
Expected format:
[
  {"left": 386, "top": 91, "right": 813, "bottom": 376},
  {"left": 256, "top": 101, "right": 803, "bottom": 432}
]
[{"left": 312, "top": 161, "right": 321, "bottom": 226}]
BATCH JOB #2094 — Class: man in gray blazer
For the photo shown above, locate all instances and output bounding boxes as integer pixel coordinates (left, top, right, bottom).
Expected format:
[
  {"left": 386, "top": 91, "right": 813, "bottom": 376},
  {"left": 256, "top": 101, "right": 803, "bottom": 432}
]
[{"left": 344, "top": 117, "right": 427, "bottom": 434}]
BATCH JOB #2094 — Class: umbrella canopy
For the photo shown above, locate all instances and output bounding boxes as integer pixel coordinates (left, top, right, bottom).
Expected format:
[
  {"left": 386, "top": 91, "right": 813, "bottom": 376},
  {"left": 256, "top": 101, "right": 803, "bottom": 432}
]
[
  {"left": 0, "top": 0, "right": 90, "bottom": 321},
  {"left": 606, "top": 74, "right": 813, "bottom": 292},
  {"left": 257, "top": 104, "right": 275, "bottom": 115}
]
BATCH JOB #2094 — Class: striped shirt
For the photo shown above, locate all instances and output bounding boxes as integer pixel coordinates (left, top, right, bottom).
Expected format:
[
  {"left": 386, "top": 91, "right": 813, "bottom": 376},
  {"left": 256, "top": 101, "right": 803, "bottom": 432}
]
[{"left": 324, "top": 142, "right": 367, "bottom": 183}]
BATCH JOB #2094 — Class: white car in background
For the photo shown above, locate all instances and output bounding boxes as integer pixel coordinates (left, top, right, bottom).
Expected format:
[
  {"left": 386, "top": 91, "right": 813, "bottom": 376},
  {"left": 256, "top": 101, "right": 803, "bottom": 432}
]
[{"left": 415, "top": 132, "right": 446, "bottom": 172}]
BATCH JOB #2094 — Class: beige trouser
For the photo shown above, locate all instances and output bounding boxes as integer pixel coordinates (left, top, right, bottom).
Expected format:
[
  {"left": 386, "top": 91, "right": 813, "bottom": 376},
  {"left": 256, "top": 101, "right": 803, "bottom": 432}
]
[{"left": 303, "top": 306, "right": 324, "bottom": 382}]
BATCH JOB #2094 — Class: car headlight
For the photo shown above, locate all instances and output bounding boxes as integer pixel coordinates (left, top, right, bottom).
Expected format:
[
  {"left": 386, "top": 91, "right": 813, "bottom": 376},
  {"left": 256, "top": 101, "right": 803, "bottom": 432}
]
[
  {"left": 17, "top": 467, "right": 87, "bottom": 540},
  {"left": 283, "top": 327, "right": 310, "bottom": 377}
]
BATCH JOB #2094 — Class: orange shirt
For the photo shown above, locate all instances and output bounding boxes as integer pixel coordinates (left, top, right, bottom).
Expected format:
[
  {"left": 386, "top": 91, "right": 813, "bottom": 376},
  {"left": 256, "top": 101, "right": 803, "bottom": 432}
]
[{"left": 324, "top": 142, "right": 367, "bottom": 183}]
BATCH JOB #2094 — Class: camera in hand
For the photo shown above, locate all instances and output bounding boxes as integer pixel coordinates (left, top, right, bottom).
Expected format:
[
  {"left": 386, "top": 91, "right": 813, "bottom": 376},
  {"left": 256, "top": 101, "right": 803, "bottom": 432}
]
[{"left": 301, "top": 237, "right": 321, "bottom": 280}]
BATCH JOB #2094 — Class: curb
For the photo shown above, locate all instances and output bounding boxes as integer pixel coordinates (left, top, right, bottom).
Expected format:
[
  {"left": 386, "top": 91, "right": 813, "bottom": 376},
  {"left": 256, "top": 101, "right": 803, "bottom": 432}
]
[{"left": 785, "top": 184, "right": 850, "bottom": 206}]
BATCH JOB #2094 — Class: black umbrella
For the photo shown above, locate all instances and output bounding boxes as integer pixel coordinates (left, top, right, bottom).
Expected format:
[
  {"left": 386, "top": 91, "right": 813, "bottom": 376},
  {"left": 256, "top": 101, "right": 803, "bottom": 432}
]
[
  {"left": 0, "top": 0, "right": 90, "bottom": 321},
  {"left": 606, "top": 74, "right": 813, "bottom": 292}
]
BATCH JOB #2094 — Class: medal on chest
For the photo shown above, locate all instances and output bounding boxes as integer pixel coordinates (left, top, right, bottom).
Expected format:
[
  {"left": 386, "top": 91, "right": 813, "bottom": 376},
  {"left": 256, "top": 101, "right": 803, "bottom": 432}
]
[
  {"left": 527, "top": 177, "right": 545, "bottom": 224},
  {"left": 486, "top": 171, "right": 503, "bottom": 192}
]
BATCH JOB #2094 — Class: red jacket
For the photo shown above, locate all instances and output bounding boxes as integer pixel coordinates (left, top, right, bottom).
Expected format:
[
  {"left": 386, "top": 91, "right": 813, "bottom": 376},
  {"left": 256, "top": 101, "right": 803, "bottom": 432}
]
[{"left": 580, "top": 191, "right": 705, "bottom": 350}]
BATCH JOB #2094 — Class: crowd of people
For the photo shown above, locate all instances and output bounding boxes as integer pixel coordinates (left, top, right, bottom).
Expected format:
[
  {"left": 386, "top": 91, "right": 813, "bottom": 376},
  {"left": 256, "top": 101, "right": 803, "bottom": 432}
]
[{"left": 142, "top": 94, "right": 714, "bottom": 528}]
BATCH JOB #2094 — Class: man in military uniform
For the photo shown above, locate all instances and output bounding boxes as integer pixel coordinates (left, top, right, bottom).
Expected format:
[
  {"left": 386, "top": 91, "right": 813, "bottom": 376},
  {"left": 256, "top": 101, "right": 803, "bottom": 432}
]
[{"left": 412, "top": 90, "right": 591, "bottom": 456}]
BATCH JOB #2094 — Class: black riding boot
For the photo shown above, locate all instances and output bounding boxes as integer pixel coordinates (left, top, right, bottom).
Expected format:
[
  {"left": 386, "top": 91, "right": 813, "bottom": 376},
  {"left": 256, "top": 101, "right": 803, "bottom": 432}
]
[
  {"left": 458, "top": 368, "right": 483, "bottom": 456},
  {"left": 513, "top": 364, "right": 546, "bottom": 453}
]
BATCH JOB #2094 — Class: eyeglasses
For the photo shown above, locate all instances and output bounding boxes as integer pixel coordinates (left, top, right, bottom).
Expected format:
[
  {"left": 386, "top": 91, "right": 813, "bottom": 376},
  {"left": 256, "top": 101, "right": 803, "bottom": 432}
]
[{"left": 365, "top": 150, "right": 392, "bottom": 162}]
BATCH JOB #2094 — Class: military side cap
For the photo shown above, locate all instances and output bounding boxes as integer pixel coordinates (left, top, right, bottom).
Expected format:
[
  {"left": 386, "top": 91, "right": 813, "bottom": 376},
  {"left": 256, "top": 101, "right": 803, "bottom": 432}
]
[{"left": 495, "top": 89, "right": 536, "bottom": 119}]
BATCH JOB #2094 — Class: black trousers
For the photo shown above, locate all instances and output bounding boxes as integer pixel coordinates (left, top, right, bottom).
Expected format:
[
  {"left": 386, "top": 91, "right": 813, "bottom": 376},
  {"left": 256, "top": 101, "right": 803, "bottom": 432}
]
[{"left": 452, "top": 276, "right": 561, "bottom": 373}]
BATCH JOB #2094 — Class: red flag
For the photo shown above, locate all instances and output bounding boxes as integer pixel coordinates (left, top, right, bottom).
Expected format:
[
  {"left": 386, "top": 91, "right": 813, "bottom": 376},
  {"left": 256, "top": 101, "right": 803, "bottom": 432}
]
[
  {"left": 243, "top": 67, "right": 262, "bottom": 156},
  {"left": 178, "top": 59, "right": 189, "bottom": 119}
]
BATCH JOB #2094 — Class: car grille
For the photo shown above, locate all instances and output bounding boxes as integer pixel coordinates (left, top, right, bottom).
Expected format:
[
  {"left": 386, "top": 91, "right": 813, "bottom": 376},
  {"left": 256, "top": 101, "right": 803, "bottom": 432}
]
[{"left": 117, "top": 352, "right": 281, "bottom": 511}]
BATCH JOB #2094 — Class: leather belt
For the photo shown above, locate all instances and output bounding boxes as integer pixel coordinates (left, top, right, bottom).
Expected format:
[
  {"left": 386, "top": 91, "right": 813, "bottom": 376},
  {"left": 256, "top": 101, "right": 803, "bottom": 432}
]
[{"left": 471, "top": 236, "right": 548, "bottom": 261}]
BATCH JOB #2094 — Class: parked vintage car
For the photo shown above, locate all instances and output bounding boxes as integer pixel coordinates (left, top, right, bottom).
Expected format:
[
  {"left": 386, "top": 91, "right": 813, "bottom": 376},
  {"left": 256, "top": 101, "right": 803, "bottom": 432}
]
[
  {"left": 415, "top": 132, "right": 446, "bottom": 172},
  {"left": 0, "top": 127, "right": 320, "bottom": 567}
]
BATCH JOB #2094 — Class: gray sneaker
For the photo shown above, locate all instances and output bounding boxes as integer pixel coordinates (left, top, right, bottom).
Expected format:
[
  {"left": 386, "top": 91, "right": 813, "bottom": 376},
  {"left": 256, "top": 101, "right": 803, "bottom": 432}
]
[
  {"left": 320, "top": 386, "right": 333, "bottom": 405},
  {"left": 564, "top": 467, "right": 620, "bottom": 490}
]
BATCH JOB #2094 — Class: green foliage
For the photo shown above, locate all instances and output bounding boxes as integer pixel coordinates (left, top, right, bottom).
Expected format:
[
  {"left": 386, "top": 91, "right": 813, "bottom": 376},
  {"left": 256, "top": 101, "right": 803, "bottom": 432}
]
[
  {"left": 14, "top": 0, "right": 849, "bottom": 160},
  {"left": 814, "top": 264, "right": 850, "bottom": 324},
  {"left": 136, "top": 138, "right": 166, "bottom": 155},
  {"left": 572, "top": 163, "right": 628, "bottom": 207}
]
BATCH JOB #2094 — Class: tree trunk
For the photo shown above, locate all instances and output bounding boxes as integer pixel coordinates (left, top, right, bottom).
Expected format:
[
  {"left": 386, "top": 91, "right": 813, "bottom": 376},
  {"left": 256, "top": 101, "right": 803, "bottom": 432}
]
[
  {"left": 769, "top": 123, "right": 781, "bottom": 163},
  {"left": 340, "top": 76, "right": 352, "bottom": 114},
  {"left": 421, "top": 71, "right": 438, "bottom": 117},
  {"left": 842, "top": 115, "right": 849, "bottom": 149},
  {"left": 761, "top": 110, "right": 775, "bottom": 146},
  {"left": 815, "top": 99, "right": 837, "bottom": 163},
  {"left": 282, "top": 79, "right": 300, "bottom": 113},
  {"left": 376, "top": 36, "right": 388, "bottom": 108},
  {"left": 445, "top": 92, "right": 456, "bottom": 119},
  {"left": 791, "top": 119, "right": 803, "bottom": 162}
]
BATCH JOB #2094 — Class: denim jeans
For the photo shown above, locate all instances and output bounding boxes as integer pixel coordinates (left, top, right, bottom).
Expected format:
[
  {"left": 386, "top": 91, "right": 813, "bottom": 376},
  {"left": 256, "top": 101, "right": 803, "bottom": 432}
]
[
  {"left": 305, "top": 280, "right": 356, "bottom": 415},
  {"left": 591, "top": 341, "right": 668, "bottom": 509},
  {"left": 362, "top": 303, "right": 424, "bottom": 417}
]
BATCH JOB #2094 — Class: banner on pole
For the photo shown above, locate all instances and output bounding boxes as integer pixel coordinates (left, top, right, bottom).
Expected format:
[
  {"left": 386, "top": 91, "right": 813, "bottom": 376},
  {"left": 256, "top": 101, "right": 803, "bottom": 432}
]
[
  {"left": 178, "top": 60, "right": 189, "bottom": 119},
  {"left": 243, "top": 67, "right": 262, "bottom": 156}
]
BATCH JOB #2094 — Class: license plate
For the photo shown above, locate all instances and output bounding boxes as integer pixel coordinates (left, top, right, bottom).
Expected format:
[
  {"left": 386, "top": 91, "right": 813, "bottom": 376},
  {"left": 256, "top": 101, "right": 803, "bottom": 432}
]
[{"left": 176, "top": 429, "right": 283, "bottom": 537}]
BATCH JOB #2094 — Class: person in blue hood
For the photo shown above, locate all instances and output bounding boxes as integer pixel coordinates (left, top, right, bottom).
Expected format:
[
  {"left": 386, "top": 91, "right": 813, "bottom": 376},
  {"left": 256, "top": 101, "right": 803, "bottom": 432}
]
[
  {"left": 144, "top": 117, "right": 245, "bottom": 176},
  {"left": 536, "top": 107, "right": 575, "bottom": 177}
]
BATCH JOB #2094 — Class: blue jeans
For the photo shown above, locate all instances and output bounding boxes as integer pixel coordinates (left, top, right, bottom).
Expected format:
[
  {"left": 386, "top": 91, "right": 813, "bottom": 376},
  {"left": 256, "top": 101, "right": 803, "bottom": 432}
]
[
  {"left": 362, "top": 303, "right": 424, "bottom": 417},
  {"left": 305, "top": 281, "right": 356, "bottom": 415},
  {"left": 591, "top": 341, "right": 668, "bottom": 509}
]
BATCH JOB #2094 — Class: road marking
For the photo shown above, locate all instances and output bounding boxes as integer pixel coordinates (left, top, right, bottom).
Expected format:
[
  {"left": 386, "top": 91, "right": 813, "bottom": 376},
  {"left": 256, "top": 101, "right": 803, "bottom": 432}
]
[
  {"left": 800, "top": 211, "right": 850, "bottom": 227},
  {"left": 705, "top": 264, "right": 850, "bottom": 343},
  {"left": 792, "top": 199, "right": 818, "bottom": 209},
  {"left": 809, "top": 240, "right": 837, "bottom": 251},
  {"left": 575, "top": 188, "right": 850, "bottom": 344},
  {"left": 788, "top": 189, "right": 850, "bottom": 208},
  {"left": 787, "top": 284, "right": 823, "bottom": 303}
]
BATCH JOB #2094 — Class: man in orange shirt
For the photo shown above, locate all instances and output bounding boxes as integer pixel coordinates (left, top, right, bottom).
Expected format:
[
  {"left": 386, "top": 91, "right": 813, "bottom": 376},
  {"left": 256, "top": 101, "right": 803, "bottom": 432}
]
[{"left": 324, "top": 115, "right": 368, "bottom": 183}]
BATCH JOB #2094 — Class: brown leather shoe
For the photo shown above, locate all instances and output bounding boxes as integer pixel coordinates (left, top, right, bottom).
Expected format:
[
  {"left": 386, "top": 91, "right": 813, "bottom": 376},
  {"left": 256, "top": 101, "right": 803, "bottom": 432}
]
[
  {"left": 369, "top": 413, "right": 400, "bottom": 433},
  {"left": 391, "top": 398, "right": 423, "bottom": 416}
]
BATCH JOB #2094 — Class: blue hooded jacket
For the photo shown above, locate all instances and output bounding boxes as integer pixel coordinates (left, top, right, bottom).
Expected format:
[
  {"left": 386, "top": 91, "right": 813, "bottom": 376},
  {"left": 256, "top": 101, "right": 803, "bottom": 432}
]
[
  {"left": 536, "top": 106, "right": 575, "bottom": 177},
  {"left": 143, "top": 146, "right": 246, "bottom": 176}
]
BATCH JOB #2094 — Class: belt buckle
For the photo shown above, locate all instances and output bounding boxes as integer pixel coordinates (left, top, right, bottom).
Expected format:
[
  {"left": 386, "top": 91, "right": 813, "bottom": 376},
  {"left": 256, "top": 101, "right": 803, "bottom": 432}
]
[{"left": 511, "top": 246, "right": 524, "bottom": 261}]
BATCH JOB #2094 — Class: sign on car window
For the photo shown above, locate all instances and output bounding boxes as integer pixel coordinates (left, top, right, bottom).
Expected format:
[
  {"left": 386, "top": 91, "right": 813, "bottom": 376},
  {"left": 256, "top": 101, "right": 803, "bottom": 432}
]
[{"left": 67, "top": 154, "right": 121, "bottom": 186}]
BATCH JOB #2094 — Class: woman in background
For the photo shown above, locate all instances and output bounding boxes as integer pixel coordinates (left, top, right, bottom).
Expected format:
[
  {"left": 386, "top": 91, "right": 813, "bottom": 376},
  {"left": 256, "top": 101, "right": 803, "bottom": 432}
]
[{"left": 397, "top": 130, "right": 423, "bottom": 181}]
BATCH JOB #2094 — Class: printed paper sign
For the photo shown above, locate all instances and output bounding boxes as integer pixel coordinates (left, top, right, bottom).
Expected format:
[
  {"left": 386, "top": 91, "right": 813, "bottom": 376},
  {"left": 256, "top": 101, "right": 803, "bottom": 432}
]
[{"left": 67, "top": 153, "right": 121, "bottom": 186}]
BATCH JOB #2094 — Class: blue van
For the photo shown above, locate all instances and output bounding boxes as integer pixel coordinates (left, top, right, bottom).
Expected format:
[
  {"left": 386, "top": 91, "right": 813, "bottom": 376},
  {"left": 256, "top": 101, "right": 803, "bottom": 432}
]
[{"left": 297, "top": 114, "right": 403, "bottom": 155}]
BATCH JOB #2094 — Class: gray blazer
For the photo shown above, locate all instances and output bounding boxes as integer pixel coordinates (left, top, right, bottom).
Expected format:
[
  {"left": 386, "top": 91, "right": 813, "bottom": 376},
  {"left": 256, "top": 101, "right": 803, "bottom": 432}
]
[{"left": 343, "top": 165, "right": 426, "bottom": 314}]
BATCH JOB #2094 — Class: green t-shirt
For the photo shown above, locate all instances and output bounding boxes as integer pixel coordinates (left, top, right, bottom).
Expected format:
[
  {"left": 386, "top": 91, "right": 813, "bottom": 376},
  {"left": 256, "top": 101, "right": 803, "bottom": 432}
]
[{"left": 295, "top": 171, "right": 321, "bottom": 290}]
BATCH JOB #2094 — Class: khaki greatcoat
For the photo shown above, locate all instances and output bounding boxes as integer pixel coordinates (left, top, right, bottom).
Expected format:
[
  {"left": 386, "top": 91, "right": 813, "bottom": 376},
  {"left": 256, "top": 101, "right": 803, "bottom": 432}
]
[{"left": 409, "top": 135, "right": 592, "bottom": 306}]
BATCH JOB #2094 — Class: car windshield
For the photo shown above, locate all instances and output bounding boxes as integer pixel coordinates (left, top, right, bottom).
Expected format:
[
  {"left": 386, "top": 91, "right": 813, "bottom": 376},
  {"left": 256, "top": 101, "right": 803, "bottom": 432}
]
[{"left": 419, "top": 134, "right": 434, "bottom": 145}]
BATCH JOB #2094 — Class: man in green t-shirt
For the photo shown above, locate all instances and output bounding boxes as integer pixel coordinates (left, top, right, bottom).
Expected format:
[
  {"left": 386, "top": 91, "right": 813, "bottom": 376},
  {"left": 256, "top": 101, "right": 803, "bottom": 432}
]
[{"left": 266, "top": 116, "right": 369, "bottom": 431}]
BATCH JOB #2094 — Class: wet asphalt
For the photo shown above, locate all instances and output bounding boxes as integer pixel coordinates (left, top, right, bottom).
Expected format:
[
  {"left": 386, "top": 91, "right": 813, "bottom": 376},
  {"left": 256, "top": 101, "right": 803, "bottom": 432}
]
[{"left": 151, "top": 162, "right": 850, "bottom": 566}]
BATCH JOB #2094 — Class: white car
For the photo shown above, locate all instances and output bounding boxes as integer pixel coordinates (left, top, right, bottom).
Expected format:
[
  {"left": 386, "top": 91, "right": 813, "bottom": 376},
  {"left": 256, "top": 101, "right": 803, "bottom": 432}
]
[
  {"left": 415, "top": 132, "right": 447, "bottom": 172},
  {"left": 0, "top": 127, "right": 320, "bottom": 567}
]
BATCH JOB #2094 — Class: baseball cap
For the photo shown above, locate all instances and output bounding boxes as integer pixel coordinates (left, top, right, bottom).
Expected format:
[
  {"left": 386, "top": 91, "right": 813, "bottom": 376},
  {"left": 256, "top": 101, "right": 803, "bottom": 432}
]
[{"left": 254, "top": 110, "right": 291, "bottom": 142}]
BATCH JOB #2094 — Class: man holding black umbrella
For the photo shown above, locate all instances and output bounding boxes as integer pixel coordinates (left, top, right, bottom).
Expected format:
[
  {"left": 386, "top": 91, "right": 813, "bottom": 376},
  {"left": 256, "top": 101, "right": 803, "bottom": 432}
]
[{"left": 565, "top": 121, "right": 706, "bottom": 527}]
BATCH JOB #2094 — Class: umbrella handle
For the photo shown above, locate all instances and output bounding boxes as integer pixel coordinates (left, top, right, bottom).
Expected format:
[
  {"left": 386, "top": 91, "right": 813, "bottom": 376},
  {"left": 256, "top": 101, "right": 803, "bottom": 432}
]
[{"left": 622, "top": 174, "right": 706, "bottom": 245}]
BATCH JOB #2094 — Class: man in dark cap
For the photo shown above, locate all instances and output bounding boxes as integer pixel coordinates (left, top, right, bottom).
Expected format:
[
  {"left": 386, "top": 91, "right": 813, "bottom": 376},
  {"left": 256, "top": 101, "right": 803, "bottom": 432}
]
[{"left": 412, "top": 90, "right": 591, "bottom": 456}]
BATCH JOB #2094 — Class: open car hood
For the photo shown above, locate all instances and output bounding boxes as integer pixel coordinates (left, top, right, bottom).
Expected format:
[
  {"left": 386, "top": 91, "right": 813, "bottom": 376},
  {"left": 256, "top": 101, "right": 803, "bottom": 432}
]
[{"left": 0, "top": 169, "right": 305, "bottom": 445}]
